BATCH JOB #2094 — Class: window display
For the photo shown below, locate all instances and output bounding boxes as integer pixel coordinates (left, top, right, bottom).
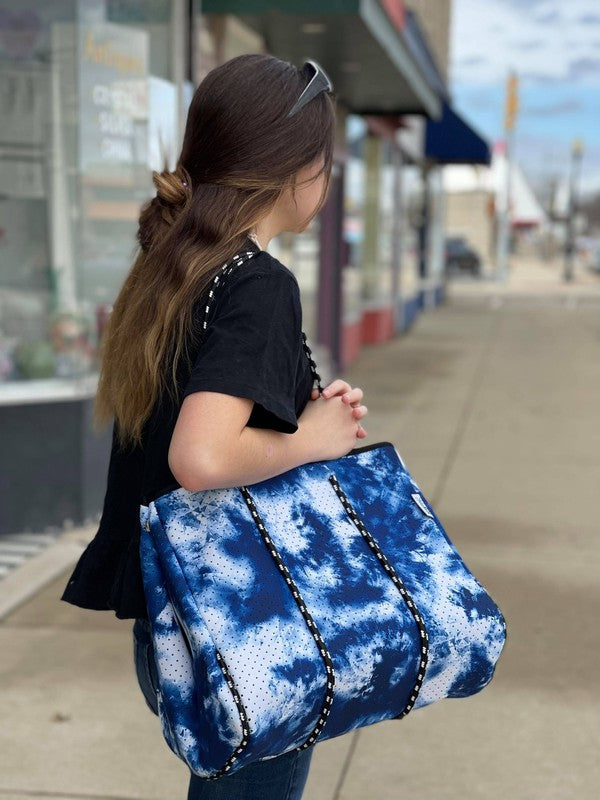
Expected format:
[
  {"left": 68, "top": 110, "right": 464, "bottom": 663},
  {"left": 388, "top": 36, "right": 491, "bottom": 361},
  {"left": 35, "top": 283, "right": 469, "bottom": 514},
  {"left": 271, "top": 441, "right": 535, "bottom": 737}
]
[{"left": 0, "top": 0, "right": 177, "bottom": 394}]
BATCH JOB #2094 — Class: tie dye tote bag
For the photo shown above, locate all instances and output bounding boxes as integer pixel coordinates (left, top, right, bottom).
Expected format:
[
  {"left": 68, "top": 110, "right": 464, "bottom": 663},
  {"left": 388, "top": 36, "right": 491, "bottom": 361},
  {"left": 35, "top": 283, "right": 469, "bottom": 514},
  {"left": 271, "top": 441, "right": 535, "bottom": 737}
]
[{"left": 139, "top": 247, "right": 507, "bottom": 781}]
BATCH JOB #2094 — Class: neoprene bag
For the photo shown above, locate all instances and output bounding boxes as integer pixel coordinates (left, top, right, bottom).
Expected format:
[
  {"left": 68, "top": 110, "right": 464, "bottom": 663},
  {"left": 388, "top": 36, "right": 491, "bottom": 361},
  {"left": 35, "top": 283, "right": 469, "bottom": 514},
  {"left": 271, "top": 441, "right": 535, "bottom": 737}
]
[{"left": 139, "top": 246, "right": 507, "bottom": 780}]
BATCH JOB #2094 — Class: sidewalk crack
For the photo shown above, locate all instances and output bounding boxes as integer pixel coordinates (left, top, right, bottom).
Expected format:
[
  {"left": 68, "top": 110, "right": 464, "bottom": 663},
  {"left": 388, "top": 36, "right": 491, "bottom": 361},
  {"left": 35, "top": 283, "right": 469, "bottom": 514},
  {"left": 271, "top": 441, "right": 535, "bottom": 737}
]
[{"left": 331, "top": 728, "right": 361, "bottom": 800}]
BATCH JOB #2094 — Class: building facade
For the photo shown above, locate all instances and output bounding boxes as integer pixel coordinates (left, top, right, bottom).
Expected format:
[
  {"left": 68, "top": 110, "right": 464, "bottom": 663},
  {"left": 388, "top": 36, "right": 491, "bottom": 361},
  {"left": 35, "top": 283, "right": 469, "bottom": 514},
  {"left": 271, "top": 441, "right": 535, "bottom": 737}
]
[{"left": 1, "top": 0, "right": 480, "bottom": 536}]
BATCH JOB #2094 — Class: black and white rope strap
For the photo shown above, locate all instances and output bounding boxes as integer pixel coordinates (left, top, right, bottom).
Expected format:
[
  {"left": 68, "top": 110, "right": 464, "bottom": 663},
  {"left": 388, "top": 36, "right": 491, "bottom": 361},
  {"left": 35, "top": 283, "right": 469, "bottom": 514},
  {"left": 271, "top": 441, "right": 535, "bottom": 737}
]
[
  {"left": 239, "top": 486, "right": 336, "bottom": 750},
  {"left": 201, "top": 250, "right": 257, "bottom": 333},
  {"left": 206, "top": 650, "right": 252, "bottom": 780},
  {"left": 300, "top": 331, "right": 324, "bottom": 394},
  {"left": 199, "top": 247, "right": 323, "bottom": 397},
  {"left": 328, "top": 473, "right": 429, "bottom": 718}
]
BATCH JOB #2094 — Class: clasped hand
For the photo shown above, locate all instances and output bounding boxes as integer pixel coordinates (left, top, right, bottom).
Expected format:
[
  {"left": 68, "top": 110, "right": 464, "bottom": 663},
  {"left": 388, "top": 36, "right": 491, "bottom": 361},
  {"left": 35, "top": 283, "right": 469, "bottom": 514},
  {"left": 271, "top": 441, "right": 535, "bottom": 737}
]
[{"left": 310, "top": 380, "right": 368, "bottom": 439}]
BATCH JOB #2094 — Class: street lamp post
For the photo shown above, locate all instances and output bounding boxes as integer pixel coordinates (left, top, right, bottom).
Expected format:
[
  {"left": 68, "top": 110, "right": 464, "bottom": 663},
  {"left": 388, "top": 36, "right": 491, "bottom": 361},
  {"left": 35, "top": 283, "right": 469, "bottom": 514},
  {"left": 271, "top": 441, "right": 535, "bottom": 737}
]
[
  {"left": 563, "top": 138, "right": 584, "bottom": 283},
  {"left": 495, "top": 134, "right": 515, "bottom": 282},
  {"left": 496, "top": 71, "right": 518, "bottom": 282}
]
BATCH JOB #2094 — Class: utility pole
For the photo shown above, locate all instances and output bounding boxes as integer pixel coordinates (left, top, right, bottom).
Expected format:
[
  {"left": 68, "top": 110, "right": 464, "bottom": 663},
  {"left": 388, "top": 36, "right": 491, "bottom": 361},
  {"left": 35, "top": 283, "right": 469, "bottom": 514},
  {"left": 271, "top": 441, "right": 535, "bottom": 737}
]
[
  {"left": 563, "top": 139, "right": 584, "bottom": 282},
  {"left": 495, "top": 71, "right": 518, "bottom": 282}
]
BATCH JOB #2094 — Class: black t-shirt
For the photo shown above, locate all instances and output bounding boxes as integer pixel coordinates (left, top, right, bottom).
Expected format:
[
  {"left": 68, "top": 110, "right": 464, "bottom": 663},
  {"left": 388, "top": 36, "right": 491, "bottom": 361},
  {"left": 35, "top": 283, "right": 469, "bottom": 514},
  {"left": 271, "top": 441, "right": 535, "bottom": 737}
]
[{"left": 60, "top": 239, "right": 314, "bottom": 620}]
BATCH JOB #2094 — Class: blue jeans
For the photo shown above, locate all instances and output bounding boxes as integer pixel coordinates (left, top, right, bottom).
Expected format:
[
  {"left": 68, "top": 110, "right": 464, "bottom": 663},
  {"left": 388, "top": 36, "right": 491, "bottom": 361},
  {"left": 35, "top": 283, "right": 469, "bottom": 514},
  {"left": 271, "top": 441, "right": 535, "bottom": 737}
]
[{"left": 132, "top": 618, "right": 314, "bottom": 800}]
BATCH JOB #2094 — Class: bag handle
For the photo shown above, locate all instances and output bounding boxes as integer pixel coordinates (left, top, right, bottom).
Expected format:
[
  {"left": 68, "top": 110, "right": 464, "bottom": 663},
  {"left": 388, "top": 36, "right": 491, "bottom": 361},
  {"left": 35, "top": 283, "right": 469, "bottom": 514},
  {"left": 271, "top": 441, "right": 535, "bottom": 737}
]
[{"left": 200, "top": 247, "right": 324, "bottom": 395}]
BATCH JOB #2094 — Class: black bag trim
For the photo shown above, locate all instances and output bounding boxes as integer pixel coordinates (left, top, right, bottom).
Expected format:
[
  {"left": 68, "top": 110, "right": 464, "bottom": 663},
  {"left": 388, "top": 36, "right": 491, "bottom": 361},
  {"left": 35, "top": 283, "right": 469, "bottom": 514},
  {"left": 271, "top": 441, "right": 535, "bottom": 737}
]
[
  {"left": 328, "top": 472, "right": 429, "bottom": 719},
  {"left": 239, "top": 485, "right": 335, "bottom": 751},
  {"left": 347, "top": 440, "right": 395, "bottom": 455},
  {"left": 206, "top": 648, "right": 252, "bottom": 780}
]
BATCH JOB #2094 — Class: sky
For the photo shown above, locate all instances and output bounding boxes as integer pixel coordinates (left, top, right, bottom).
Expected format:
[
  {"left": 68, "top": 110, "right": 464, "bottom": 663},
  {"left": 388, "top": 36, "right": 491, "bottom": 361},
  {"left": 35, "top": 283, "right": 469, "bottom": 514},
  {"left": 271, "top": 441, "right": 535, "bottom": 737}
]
[{"left": 448, "top": 0, "right": 600, "bottom": 199}]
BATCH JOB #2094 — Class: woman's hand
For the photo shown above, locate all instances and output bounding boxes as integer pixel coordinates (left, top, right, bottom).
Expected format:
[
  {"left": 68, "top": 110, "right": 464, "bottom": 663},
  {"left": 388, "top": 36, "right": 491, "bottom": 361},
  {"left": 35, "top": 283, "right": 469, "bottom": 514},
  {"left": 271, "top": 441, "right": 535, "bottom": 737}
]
[{"left": 310, "top": 379, "right": 368, "bottom": 439}]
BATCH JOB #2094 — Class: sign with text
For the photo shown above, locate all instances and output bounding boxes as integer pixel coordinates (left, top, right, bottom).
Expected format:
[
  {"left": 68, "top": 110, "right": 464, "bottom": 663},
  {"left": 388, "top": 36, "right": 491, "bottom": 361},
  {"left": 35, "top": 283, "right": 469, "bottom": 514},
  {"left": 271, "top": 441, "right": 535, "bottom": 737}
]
[{"left": 78, "top": 22, "right": 148, "bottom": 175}]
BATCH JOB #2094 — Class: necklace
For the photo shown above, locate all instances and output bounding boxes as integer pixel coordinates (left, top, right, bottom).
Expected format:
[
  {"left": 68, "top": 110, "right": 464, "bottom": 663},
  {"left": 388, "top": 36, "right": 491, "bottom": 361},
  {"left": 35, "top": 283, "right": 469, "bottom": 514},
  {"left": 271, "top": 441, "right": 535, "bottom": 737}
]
[{"left": 248, "top": 231, "right": 263, "bottom": 250}]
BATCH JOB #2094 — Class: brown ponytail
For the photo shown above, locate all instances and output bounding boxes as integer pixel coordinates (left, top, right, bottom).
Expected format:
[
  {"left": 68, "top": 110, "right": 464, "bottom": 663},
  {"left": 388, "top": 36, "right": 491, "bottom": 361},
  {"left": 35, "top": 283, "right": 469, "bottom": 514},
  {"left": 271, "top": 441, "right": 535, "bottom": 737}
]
[{"left": 137, "top": 166, "right": 192, "bottom": 253}]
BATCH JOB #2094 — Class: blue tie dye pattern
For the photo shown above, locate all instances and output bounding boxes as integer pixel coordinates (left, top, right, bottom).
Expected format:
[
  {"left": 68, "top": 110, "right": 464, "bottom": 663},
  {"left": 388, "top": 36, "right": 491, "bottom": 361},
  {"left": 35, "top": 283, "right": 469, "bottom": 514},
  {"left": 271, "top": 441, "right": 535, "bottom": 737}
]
[{"left": 139, "top": 441, "right": 507, "bottom": 780}]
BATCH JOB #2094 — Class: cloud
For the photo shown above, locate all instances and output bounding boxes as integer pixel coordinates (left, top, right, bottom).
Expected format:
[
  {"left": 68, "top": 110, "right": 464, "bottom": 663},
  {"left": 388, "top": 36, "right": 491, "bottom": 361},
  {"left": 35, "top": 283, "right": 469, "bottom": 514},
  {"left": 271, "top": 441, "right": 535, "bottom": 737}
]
[
  {"left": 578, "top": 13, "right": 600, "bottom": 24},
  {"left": 510, "top": 38, "right": 545, "bottom": 50},
  {"left": 450, "top": 0, "right": 600, "bottom": 192},
  {"left": 522, "top": 99, "right": 582, "bottom": 116},
  {"left": 567, "top": 57, "right": 600, "bottom": 80},
  {"left": 519, "top": 71, "right": 563, "bottom": 85},
  {"left": 450, "top": 0, "right": 600, "bottom": 86},
  {"left": 457, "top": 55, "right": 487, "bottom": 67},
  {"left": 535, "top": 10, "right": 561, "bottom": 25},
  {"left": 503, "top": 0, "right": 553, "bottom": 6}
]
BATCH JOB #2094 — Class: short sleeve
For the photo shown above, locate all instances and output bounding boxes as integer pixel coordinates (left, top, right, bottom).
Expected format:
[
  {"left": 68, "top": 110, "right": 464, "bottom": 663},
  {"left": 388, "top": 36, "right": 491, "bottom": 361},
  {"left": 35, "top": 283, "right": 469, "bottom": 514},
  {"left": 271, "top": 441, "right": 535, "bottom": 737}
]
[{"left": 183, "top": 265, "right": 304, "bottom": 433}]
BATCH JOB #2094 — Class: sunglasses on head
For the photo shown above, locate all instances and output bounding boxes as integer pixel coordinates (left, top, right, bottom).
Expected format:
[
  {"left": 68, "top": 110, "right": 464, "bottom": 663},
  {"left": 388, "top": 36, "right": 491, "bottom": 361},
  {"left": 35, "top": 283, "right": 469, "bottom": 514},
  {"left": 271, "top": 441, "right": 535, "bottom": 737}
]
[{"left": 287, "top": 59, "right": 333, "bottom": 118}]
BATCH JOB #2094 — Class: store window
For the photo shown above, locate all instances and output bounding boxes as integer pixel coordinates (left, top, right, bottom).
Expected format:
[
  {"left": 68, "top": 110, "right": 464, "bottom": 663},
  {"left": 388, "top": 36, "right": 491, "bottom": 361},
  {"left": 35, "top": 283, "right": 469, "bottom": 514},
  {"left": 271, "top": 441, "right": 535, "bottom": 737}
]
[
  {"left": 342, "top": 114, "right": 366, "bottom": 328},
  {"left": 0, "top": 0, "right": 184, "bottom": 393}
]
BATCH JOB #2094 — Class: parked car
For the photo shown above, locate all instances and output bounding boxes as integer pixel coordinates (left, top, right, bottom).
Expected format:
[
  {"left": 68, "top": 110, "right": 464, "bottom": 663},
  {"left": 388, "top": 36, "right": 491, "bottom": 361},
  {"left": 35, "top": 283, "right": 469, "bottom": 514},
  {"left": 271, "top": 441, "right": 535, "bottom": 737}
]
[{"left": 444, "top": 236, "right": 482, "bottom": 276}]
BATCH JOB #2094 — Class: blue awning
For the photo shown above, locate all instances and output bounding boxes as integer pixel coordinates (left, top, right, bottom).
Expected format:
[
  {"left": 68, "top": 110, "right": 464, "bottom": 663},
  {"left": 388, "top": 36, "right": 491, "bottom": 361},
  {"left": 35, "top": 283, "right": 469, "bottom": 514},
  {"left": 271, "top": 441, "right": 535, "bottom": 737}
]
[{"left": 425, "top": 100, "right": 491, "bottom": 165}]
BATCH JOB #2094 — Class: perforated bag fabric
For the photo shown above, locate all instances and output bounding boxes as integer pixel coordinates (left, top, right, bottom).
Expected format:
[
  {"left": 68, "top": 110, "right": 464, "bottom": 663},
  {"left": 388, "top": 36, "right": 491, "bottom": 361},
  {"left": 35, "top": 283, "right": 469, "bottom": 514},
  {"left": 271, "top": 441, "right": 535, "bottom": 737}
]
[{"left": 139, "top": 440, "right": 507, "bottom": 780}]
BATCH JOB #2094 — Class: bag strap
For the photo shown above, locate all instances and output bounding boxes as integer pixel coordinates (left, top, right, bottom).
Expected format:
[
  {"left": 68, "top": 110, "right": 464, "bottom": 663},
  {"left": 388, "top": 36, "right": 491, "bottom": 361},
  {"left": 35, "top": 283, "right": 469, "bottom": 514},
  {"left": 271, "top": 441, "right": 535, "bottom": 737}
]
[
  {"left": 200, "top": 246, "right": 324, "bottom": 395},
  {"left": 301, "top": 331, "right": 324, "bottom": 395}
]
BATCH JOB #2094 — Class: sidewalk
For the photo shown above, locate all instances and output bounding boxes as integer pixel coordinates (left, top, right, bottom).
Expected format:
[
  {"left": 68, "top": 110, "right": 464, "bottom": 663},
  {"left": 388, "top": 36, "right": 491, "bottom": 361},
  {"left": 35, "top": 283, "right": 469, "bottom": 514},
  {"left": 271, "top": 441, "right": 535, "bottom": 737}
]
[
  {"left": 1, "top": 255, "right": 599, "bottom": 799},
  {"left": 454, "top": 251, "right": 600, "bottom": 303}
]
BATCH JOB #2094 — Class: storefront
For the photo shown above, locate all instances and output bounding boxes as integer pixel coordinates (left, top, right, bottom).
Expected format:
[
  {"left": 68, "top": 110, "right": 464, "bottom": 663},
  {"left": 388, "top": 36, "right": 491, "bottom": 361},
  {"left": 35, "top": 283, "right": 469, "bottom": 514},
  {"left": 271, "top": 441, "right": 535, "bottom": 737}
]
[
  {"left": 0, "top": 0, "right": 191, "bottom": 534},
  {"left": 1, "top": 0, "right": 445, "bottom": 535},
  {"left": 201, "top": 1, "right": 443, "bottom": 373}
]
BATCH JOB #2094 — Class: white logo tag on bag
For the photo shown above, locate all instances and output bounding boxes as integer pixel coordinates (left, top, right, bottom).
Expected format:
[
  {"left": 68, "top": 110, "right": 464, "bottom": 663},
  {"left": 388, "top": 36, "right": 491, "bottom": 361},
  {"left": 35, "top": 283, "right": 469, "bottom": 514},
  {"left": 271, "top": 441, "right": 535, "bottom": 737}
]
[{"left": 411, "top": 493, "right": 434, "bottom": 518}]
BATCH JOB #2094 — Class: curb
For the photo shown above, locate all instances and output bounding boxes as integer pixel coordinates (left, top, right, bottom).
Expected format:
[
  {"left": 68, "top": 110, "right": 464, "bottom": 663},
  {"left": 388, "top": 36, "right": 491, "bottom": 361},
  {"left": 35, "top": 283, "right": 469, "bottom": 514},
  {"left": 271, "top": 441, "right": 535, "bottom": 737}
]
[{"left": 0, "top": 525, "right": 96, "bottom": 621}]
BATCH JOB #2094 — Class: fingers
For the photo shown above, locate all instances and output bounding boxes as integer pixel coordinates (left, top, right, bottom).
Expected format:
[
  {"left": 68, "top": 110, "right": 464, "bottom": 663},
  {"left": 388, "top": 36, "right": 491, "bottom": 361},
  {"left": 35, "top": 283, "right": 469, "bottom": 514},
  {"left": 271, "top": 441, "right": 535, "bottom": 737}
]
[
  {"left": 341, "top": 388, "right": 363, "bottom": 405},
  {"left": 316, "top": 382, "right": 368, "bottom": 438},
  {"left": 321, "top": 380, "right": 352, "bottom": 398},
  {"left": 320, "top": 382, "right": 364, "bottom": 405}
]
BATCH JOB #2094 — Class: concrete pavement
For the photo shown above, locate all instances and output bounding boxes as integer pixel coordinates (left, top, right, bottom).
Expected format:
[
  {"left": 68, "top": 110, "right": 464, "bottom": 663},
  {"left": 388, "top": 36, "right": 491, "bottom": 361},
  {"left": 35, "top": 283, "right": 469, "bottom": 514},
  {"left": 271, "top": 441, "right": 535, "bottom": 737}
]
[{"left": 1, "top": 254, "right": 599, "bottom": 799}]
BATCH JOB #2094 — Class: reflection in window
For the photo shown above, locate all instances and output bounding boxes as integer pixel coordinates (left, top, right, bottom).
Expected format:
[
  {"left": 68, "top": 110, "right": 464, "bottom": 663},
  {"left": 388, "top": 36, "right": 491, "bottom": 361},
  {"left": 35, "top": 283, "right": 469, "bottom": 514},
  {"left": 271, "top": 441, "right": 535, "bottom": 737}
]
[{"left": 0, "top": 0, "right": 176, "bottom": 387}]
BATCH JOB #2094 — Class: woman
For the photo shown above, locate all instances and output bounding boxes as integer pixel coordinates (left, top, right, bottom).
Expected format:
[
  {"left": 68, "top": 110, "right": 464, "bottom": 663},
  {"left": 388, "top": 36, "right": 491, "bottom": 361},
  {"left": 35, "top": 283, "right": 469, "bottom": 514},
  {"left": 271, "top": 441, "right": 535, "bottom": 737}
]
[{"left": 61, "top": 53, "right": 369, "bottom": 799}]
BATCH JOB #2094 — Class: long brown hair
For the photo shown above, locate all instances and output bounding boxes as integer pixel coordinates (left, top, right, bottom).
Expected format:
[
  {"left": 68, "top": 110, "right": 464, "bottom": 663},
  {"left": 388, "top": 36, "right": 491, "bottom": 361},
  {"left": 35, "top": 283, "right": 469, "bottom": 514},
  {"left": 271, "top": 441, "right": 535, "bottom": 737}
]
[{"left": 94, "top": 54, "right": 336, "bottom": 450}]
